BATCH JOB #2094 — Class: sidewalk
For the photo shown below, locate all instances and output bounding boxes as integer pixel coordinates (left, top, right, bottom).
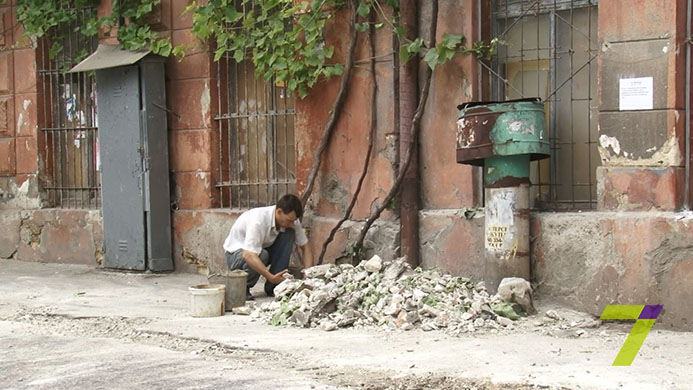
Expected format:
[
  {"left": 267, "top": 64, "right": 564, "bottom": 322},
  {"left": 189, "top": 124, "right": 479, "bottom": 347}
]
[{"left": 1, "top": 260, "right": 691, "bottom": 390}]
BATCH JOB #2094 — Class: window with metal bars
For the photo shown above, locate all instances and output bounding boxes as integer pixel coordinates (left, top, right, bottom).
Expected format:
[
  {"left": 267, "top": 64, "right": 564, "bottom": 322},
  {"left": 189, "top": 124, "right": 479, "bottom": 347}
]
[
  {"left": 38, "top": 7, "right": 99, "bottom": 209},
  {"left": 488, "top": 0, "right": 599, "bottom": 210},
  {"left": 215, "top": 56, "right": 297, "bottom": 209}
]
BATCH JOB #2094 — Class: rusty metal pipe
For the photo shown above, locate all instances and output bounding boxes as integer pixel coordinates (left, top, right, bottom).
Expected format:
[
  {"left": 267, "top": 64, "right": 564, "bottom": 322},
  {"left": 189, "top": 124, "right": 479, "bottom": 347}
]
[
  {"left": 399, "top": 0, "right": 419, "bottom": 268},
  {"left": 686, "top": 0, "right": 691, "bottom": 210}
]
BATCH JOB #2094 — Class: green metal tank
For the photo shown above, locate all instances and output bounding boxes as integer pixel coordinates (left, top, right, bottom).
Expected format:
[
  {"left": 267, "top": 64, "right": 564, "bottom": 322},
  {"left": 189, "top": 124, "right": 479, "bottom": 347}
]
[
  {"left": 454, "top": 98, "right": 549, "bottom": 293},
  {"left": 456, "top": 98, "right": 550, "bottom": 167}
]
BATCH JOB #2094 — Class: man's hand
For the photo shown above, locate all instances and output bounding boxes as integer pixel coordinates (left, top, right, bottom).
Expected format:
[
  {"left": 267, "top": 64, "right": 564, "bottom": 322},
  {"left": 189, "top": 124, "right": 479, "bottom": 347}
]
[
  {"left": 242, "top": 250, "right": 285, "bottom": 284},
  {"left": 267, "top": 269, "right": 288, "bottom": 285}
]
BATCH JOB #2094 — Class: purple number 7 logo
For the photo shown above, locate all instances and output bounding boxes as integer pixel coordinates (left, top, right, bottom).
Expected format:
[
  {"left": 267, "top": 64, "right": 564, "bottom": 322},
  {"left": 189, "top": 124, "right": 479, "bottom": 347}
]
[{"left": 600, "top": 305, "right": 663, "bottom": 366}]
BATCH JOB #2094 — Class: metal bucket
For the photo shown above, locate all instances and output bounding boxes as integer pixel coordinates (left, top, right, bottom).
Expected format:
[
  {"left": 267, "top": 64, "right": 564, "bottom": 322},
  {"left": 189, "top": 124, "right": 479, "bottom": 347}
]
[
  {"left": 208, "top": 270, "right": 247, "bottom": 310},
  {"left": 189, "top": 284, "right": 225, "bottom": 317}
]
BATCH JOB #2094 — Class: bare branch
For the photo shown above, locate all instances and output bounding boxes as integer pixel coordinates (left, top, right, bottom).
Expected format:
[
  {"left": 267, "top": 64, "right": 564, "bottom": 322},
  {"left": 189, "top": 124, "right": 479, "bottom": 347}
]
[
  {"left": 300, "top": 0, "right": 360, "bottom": 206},
  {"left": 318, "top": 10, "right": 378, "bottom": 265},
  {"left": 352, "top": 0, "right": 439, "bottom": 262}
]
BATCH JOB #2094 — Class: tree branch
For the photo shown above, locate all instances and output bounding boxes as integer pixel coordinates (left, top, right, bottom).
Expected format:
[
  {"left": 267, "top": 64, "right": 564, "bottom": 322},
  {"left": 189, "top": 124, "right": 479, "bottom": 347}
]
[
  {"left": 318, "top": 10, "right": 378, "bottom": 265},
  {"left": 352, "top": 0, "right": 439, "bottom": 263},
  {"left": 300, "top": 0, "right": 359, "bottom": 206}
]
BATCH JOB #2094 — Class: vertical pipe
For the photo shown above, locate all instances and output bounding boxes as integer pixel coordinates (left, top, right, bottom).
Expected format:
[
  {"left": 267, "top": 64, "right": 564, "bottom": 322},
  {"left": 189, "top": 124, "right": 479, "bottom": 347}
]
[
  {"left": 253, "top": 60, "right": 260, "bottom": 205},
  {"left": 216, "top": 54, "right": 223, "bottom": 207},
  {"left": 284, "top": 85, "right": 289, "bottom": 196},
  {"left": 587, "top": 3, "right": 594, "bottom": 208},
  {"left": 243, "top": 62, "right": 250, "bottom": 208},
  {"left": 399, "top": 0, "right": 419, "bottom": 268},
  {"left": 549, "top": 4, "right": 557, "bottom": 203},
  {"left": 569, "top": 0, "right": 575, "bottom": 208},
  {"left": 686, "top": 0, "right": 691, "bottom": 210},
  {"left": 231, "top": 60, "right": 238, "bottom": 208}
]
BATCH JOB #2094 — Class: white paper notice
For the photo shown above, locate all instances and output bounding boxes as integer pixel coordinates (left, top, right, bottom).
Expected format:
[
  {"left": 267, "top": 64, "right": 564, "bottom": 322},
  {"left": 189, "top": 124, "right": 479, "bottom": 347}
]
[{"left": 619, "top": 77, "right": 653, "bottom": 111}]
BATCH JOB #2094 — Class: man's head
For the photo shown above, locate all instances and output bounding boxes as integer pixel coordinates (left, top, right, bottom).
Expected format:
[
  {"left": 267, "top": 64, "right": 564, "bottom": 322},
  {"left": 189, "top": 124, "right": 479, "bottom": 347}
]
[{"left": 275, "top": 194, "right": 303, "bottom": 229}]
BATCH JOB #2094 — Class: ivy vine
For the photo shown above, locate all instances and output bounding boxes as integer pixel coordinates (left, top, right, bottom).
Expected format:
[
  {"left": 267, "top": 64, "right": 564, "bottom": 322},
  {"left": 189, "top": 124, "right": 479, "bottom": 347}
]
[
  {"left": 8, "top": 0, "right": 179, "bottom": 65},
  {"left": 185, "top": 0, "right": 498, "bottom": 97},
  {"left": 186, "top": 0, "right": 349, "bottom": 98},
  {"left": 3, "top": 0, "right": 498, "bottom": 96}
]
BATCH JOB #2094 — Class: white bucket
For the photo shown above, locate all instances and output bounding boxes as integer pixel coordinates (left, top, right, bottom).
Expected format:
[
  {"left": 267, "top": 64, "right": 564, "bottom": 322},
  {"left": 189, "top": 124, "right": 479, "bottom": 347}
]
[{"left": 189, "top": 284, "right": 226, "bottom": 317}]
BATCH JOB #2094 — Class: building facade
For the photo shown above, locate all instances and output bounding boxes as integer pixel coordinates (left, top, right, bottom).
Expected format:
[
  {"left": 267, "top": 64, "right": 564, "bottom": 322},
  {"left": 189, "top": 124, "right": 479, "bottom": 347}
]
[{"left": 0, "top": 0, "right": 691, "bottom": 329}]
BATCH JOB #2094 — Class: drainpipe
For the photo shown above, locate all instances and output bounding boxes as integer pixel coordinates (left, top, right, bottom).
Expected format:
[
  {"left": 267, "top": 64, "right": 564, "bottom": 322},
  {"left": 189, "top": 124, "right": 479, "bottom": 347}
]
[
  {"left": 399, "top": 0, "right": 419, "bottom": 268},
  {"left": 686, "top": 0, "right": 691, "bottom": 210}
]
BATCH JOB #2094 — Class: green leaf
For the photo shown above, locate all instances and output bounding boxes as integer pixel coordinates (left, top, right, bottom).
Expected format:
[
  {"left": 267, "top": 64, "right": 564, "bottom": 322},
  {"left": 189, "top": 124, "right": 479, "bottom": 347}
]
[
  {"left": 398, "top": 47, "right": 411, "bottom": 64},
  {"left": 324, "top": 45, "right": 334, "bottom": 59},
  {"left": 49, "top": 42, "right": 63, "bottom": 59},
  {"left": 437, "top": 45, "right": 454, "bottom": 63},
  {"left": 357, "top": 2, "right": 370, "bottom": 17},
  {"left": 214, "top": 48, "right": 226, "bottom": 62},
  {"left": 355, "top": 22, "right": 368, "bottom": 33},
  {"left": 441, "top": 33, "right": 463, "bottom": 49},
  {"left": 394, "top": 26, "right": 405, "bottom": 39},
  {"left": 224, "top": 7, "right": 244, "bottom": 23},
  {"left": 183, "top": 1, "right": 198, "bottom": 14},
  {"left": 374, "top": 22, "right": 384, "bottom": 29},
  {"left": 172, "top": 45, "right": 186, "bottom": 59},
  {"left": 288, "top": 79, "right": 298, "bottom": 91},
  {"left": 424, "top": 48, "right": 438, "bottom": 70},
  {"left": 492, "top": 302, "right": 520, "bottom": 320},
  {"left": 405, "top": 38, "right": 423, "bottom": 54},
  {"left": 233, "top": 49, "right": 244, "bottom": 63}
]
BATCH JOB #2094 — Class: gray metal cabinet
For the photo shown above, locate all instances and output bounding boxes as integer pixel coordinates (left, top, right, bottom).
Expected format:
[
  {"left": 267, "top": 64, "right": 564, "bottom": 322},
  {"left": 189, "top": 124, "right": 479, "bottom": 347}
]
[{"left": 71, "top": 45, "right": 173, "bottom": 272}]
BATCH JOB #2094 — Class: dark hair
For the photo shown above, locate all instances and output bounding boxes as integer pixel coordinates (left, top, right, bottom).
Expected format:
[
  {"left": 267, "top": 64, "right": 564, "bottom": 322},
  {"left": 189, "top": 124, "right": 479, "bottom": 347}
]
[{"left": 276, "top": 194, "right": 303, "bottom": 219}]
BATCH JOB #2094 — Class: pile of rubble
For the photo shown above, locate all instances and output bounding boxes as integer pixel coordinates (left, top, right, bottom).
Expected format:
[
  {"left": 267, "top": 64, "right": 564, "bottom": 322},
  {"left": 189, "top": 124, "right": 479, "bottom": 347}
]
[{"left": 241, "top": 256, "right": 536, "bottom": 334}]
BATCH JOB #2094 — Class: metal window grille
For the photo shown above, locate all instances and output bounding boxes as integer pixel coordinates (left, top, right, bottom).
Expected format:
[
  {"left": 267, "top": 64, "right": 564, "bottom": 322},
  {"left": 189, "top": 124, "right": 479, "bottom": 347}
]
[
  {"left": 38, "top": 7, "right": 99, "bottom": 209},
  {"left": 488, "top": 0, "right": 599, "bottom": 210},
  {"left": 215, "top": 56, "right": 297, "bottom": 209}
]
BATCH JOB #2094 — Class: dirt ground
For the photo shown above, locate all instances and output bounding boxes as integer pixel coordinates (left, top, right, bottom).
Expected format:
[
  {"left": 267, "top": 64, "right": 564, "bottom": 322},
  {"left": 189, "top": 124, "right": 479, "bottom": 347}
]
[{"left": 1, "top": 260, "right": 691, "bottom": 390}]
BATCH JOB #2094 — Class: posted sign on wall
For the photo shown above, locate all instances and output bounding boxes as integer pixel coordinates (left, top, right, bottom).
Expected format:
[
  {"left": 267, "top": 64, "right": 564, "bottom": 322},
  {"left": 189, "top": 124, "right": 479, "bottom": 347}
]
[{"left": 619, "top": 77, "right": 653, "bottom": 111}]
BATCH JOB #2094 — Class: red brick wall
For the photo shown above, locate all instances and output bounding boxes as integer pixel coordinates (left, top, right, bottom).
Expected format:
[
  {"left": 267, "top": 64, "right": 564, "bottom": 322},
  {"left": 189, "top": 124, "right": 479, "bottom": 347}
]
[{"left": 0, "top": 1, "right": 40, "bottom": 197}]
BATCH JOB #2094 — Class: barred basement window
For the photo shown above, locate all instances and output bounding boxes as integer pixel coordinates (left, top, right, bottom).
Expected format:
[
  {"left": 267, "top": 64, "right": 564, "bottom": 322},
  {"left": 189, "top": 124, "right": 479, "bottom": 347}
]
[
  {"left": 487, "top": 0, "right": 599, "bottom": 210},
  {"left": 38, "top": 7, "right": 99, "bottom": 209},
  {"left": 214, "top": 56, "right": 297, "bottom": 209}
]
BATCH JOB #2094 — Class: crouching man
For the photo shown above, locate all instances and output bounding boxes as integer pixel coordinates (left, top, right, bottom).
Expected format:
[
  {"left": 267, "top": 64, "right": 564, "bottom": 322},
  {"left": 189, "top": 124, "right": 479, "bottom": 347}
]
[{"left": 223, "top": 194, "right": 313, "bottom": 299}]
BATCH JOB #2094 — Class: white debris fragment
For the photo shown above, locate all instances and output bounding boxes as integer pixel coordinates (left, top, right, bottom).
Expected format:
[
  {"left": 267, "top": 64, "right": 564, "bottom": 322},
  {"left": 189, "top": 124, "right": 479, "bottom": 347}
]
[
  {"left": 231, "top": 306, "right": 253, "bottom": 315},
  {"left": 363, "top": 255, "right": 383, "bottom": 273}
]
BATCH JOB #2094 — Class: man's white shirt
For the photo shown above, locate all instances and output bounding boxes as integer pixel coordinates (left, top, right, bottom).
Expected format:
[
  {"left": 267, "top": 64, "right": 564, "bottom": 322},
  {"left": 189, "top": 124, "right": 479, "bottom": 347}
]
[{"left": 223, "top": 205, "right": 308, "bottom": 254}]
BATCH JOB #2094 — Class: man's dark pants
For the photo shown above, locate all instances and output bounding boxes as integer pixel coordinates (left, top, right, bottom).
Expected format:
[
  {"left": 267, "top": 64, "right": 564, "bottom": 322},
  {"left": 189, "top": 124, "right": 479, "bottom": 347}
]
[{"left": 225, "top": 229, "right": 295, "bottom": 296}]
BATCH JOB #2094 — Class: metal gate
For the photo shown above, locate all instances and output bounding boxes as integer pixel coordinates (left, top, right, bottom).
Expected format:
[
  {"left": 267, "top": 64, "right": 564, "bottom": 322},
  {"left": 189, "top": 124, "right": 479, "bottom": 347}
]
[
  {"left": 214, "top": 57, "right": 297, "bottom": 209},
  {"left": 486, "top": 0, "right": 599, "bottom": 210},
  {"left": 38, "top": 7, "right": 100, "bottom": 209}
]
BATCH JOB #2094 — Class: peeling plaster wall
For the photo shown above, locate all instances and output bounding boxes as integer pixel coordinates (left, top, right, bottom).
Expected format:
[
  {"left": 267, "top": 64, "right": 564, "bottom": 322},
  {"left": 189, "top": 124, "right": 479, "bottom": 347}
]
[
  {"left": 172, "top": 210, "right": 239, "bottom": 275},
  {"left": 0, "top": 209, "right": 103, "bottom": 265},
  {"left": 0, "top": 175, "right": 42, "bottom": 209},
  {"left": 306, "top": 214, "right": 399, "bottom": 265},
  {"left": 419, "top": 209, "right": 485, "bottom": 281},
  {"left": 531, "top": 212, "right": 693, "bottom": 330},
  {"left": 418, "top": 209, "right": 693, "bottom": 330}
]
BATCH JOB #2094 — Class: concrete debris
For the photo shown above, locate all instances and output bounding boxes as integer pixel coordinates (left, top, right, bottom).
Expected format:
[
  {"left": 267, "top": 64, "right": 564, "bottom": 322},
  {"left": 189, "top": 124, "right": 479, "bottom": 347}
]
[
  {"left": 250, "top": 257, "right": 535, "bottom": 335},
  {"left": 231, "top": 306, "right": 253, "bottom": 315},
  {"left": 545, "top": 310, "right": 561, "bottom": 321},
  {"left": 364, "top": 255, "right": 383, "bottom": 273},
  {"left": 497, "top": 277, "right": 536, "bottom": 315}
]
